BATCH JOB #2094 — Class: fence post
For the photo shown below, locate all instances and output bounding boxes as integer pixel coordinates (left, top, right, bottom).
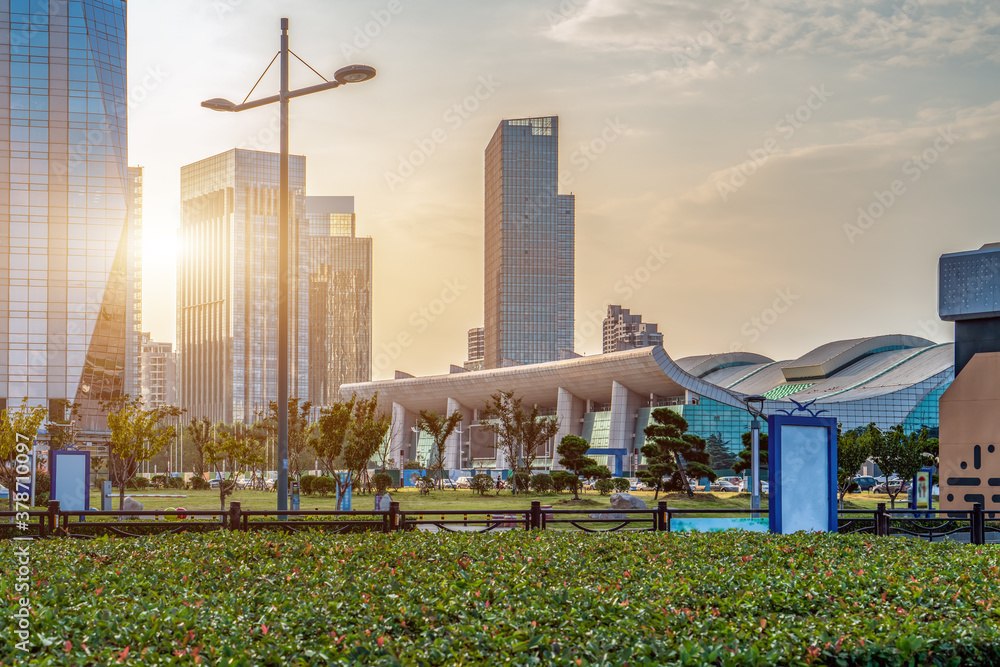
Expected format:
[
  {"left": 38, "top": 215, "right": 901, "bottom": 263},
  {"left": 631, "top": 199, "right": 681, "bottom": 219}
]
[
  {"left": 972, "top": 503, "right": 985, "bottom": 545},
  {"left": 228, "top": 501, "right": 241, "bottom": 532},
  {"left": 530, "top": 501, "right": 541, "bottom": 530},
  {"left": 389, "top": 502, "right": 400, "bottom": 532},
  {"left": 47, "top": 500, "right": 60, "bottom": 537},
  {"left": 657, "top": 501, "right": 667, "bottom": 532},
  {"left": 875, "top": 503, "right": 886, "bottom": 537}
]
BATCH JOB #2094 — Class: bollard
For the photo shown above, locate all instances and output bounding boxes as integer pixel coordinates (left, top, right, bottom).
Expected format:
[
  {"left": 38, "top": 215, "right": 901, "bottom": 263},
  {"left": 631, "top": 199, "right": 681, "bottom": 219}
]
[
  {"left": 228, "top": 501, "right": 242, "bottom": 532},
  {"left": 389, "top": 501, "right": 400, "bottom": 532},
  {"left": 657, "top": 501, "right": 668, "bottom": 532},
  {"left": 531, "top": 501, "right": 541, "bottom": 530}
]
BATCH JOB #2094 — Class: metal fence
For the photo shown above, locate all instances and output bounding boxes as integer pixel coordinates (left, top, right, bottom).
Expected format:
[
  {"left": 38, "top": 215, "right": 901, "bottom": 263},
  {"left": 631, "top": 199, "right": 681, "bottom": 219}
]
[{"left": 1, "top": 500, "right": 996, "bottom": 544}]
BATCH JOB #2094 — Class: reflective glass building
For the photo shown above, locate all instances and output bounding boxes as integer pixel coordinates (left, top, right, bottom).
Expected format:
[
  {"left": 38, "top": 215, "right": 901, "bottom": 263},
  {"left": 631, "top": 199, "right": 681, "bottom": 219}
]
[
  {"left": 125, "top": 165, "right": 142, "bottom": 399},
  {"left": 484, "top": 116, "right": 575, "bottom": 369},
  {"left": 178, "top": 149, "right": 309, "bottom": 424},
  {"left": 1, "top": 0, "right": 129, "bottom": 428},
  {"left": 306, "top": 196, "right": 371, "bottom": 407}
]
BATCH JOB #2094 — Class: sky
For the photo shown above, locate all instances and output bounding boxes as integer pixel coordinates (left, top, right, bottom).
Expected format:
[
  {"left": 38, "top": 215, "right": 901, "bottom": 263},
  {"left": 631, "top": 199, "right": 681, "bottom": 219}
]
[{"left": 127, "top": 0, "right": 1000, "bottom": 380}]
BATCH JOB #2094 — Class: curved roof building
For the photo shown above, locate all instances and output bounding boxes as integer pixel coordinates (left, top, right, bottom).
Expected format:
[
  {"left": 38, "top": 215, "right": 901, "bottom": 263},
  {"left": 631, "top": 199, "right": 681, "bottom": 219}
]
[{"left": 342, "top": 334, "right": 953, "bottom": 474}]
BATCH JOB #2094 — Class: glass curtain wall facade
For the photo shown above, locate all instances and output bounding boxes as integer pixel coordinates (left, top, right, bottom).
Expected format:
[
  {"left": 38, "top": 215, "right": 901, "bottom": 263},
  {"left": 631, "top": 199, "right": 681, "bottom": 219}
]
[
  {"left": 306, "top": 196, "right": 372, "bottom": 407},
  {"left": 125, "top": 165, "right": 142, "bottom": 399},
  {"left": 178, "top": 149, "right": 308, "bottom": 424},
  {"left": 484, "top": 115, "right": 575, "bottom": 369},
  {"left": 1, "top": 0, "right": 128, "bottom": 428}
]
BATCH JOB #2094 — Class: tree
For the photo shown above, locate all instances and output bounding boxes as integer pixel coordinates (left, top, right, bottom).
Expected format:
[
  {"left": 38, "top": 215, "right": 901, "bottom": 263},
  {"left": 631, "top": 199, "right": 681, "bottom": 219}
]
[
  {"left": 733, "top": 431, "right": 769, "bottom": 476},
  {"left": 416, "top": 409, "right": 464, "bottom": 488},
  {"left": 640, "top": 408, "right": 716, "bottom": 499},
  {"left": 836, "top": 426, "right": 871, "bottom": 509},
  {"left": 186, "top": 417, "right": 213, "bottom": 478},
  {"left": 101, "top": 396, "right": 179, "bottom": 509},
  {"left": 314, "top": 395, "right": 391, "bottom": 510},
  {"left": 46, "top": 399, "right": 80, "bottom": 451},
  {"left": 266, "top": 397, "right": 314, "bottom": 479},
  {"left": 557, "top": 435, "right": 608, "bottom": 500},
  {"left": 0, "top": 399, "right": 48, "bottom": 511},
  {"left": 204, "top": 422, "right": 264, "bottom": 511},
  {"left": 481, "top": 390, "right": 560, "bottom": 494},
  {"left": 867, "top": 423, "right": 932, "bottom": 509},
  {"left": 469, "top": 473, "right": 494, "bottom": 496},
  {"left": 705, "top": 433, "right": 736, "bottom": 471}
]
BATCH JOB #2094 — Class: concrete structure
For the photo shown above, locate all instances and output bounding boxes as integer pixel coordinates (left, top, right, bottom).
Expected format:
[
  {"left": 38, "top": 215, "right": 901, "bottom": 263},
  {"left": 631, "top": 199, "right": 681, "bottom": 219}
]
[
  {"left": 306, "top": 196, "right": 371, "bottom": 407},
  {"left": 939, "top": 244, "right": 1000, "bottom": 376},
  {"left": 344, "top": 334, "right": 952, "bottom": 474},
  {"left": 177, "top": 149, "right": 309, "bottom": 423},
  {"left": 484, "top": 116, "right": 575, "bottom": 369},
  {"left": 0, "top": 0, "right": 129, "bottom": 428},
  {"left": 139, "top": 333, "right": 176, "bottom": 409},
  {"left": 603, "top": 305, "right": 664, "bottom": 354},
  {"left": 938, "top": 352, "right": 1000, "bottom": 514}
]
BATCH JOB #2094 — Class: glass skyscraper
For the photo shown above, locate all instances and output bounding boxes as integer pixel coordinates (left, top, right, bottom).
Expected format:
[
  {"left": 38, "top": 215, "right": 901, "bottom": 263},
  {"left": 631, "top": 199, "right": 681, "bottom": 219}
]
[
  {"left": 177, "top": 149, "right": 309, "bottom": 424},
  {"left": 1, "top": 0, "right": 129, "bottom": 428},
  {"left": 306, "top": 196, "right": 372, "bottom": 407},
  {"left": 484, "top": 116, "right": 575, "bottom": 369},
  {"left": 125, "top": 165, "right": 142, "bottom": 400}
]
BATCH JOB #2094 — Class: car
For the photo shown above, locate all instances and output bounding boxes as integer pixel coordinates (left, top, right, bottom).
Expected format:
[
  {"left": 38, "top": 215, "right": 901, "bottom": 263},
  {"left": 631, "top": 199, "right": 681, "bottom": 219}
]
[
  {"left": 630, "top": 480, "right": 651, "bottom": 492},
  {"left": 455, "top": 476, "right": 473, "bottom": 489},
  {"left": 718, "top": 476, "right": 745, "bottom": 492},
  {"left": 873, "top": 479, "right": 908, "bottom": 494},
  {"left": 439, "top": 478, "right": 457, "bottom": 490},
  {"left": 853, "top": 476, "right": 879, "bottom": 492},
  {"left": 710, "top": 480, "right": 740, "bottom": 493}
]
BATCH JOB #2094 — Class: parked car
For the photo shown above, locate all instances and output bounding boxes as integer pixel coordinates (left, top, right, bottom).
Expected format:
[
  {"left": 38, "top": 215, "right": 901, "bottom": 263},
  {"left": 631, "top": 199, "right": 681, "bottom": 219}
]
[
  {"left": 718, "top": 476, "right": 745, "bottom": 491},
  {"left": 873, "top": 478, "right": 908, "bottom": 494},
  {"left": 439, "top": 478, "right": 457, "bottom": 490},
  {"left": 853, "top": 476, "right": 879, "bottom": 492},
  {"left": 710, "top": 480, "right": 740, "bottom": 493},
  {"left": 630, "top": 480, "right": 651, "bottom": 491},
  {"left": 455, "top": 476, "right": 473, "bottom": 489}
]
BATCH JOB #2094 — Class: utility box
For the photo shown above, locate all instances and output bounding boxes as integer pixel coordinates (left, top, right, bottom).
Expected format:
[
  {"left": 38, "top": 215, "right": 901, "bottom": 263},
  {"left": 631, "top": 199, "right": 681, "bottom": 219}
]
[
  {"left": 289, "top": 480, "right": 300, "bottom": 511},
  {"left": 101, "top": 481, "right": 113, "bottom": 511}
]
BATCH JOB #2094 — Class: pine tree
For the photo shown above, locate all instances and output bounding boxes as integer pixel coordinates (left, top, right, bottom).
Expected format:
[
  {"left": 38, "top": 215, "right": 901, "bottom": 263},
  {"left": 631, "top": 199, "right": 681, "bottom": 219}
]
[{"left": 639, "top": 408, "right": 716, "bottom": 499}]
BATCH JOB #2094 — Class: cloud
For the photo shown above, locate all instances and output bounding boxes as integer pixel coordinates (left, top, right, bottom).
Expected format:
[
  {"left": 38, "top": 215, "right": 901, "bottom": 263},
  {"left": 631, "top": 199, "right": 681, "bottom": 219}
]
[{"left": 544, "top": 0, "right": 1000, "bottom": 78}]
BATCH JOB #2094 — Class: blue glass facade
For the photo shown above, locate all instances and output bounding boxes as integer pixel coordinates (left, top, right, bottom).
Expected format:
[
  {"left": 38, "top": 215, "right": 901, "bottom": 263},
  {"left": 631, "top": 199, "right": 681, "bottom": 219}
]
[
  {"left": 1, "top": 0, "right": 129, "bottom": 428},
  {"left": 484, "top": 116, "right": 575, "bottom": 368}
]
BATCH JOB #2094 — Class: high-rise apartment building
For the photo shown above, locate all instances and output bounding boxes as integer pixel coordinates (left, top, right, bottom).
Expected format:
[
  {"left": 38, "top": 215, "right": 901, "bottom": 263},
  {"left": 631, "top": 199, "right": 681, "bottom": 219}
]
[
  {"left": 1, "top": 1, "right": 129, "bottom": 428},
  {"left": 306, "top": 196, "right": 371, "bottom": 407},
  {"left": 139, "top": 332, "right": 176, "bottom": 409},
  {"left": 484, "top": 116, "right": 575, "bottom": 369},
  {"left": 603, "top": 305, "right": 664, "bottom": 354},
  {"left": 125, "top": 166, "right": 143, "bottom": 399},
  {"left": 465, "top": 327, "right": 485, "bottom": 371},
  {"left": 177, "top": 149, "right": 309, "bottom": 423}
]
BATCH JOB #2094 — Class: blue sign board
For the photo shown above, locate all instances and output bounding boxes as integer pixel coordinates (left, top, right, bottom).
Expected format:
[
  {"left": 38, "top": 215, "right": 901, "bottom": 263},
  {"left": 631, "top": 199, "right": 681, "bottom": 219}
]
[{"left": 768, "top": 414, "right": 838, "bottom": 534}]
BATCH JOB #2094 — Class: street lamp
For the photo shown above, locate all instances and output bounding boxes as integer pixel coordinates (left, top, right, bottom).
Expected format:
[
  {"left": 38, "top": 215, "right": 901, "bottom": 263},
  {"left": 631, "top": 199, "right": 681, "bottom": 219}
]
[
  {"left": 742, "top": 395, "right": 766, "bottom": 517},
  {"left": 202, "top": 18, "right": 376, "bottom": 511}
]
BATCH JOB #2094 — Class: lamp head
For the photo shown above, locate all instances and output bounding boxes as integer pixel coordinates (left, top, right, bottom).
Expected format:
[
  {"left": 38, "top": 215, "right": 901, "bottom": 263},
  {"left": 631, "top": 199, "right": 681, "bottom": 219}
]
[
  {"left": 201, "top": 98, "right": 237, "bottom": 112},
  {"left": 743, "top": 395, "right": 766, "bottom": 418},
  {"left": 334, "top": 64, "right": 377, "bottom": 84}
]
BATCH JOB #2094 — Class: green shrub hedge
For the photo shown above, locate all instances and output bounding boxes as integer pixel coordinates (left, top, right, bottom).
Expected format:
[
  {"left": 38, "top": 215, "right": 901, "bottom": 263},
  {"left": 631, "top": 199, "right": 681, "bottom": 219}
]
[{"left": 3, "top": 531, "right": 1000, "bottom": 665}]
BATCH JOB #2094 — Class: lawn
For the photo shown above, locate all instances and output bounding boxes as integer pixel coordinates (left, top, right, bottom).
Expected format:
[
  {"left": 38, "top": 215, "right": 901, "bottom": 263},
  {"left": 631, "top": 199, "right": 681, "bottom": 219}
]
[{"left": 2, "top": 530, "right": 998, "bottom": 665}]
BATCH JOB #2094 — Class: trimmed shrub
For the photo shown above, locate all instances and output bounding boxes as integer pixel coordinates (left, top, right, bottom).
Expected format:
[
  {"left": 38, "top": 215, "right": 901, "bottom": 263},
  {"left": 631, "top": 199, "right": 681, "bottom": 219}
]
[
  {"left": 417, "top": 475, "right": 436, "bottom": 495},
  {"left": 613, "top": 478, "right": 631, "bottom": 493},
  {"left": 403, "top": 461, "right": 424, "bottom": 469},
  {"left": 371, "top": 472, "right": 393, "bottom": 495},
  {"left": 469, "top": 473, "right": 494, "bottom": 496},
  {"left": 189, "top": 476, "right": 211, "bottom": 491},
  {"left": 530, "top": 473, "right": 553, "bottom": 493},
  {"left": 300, "top": 475, "right": 318, "bottom": 496},
  {"left": 551, "top": 470, "right": 578, "bottom": 493},
  {"left": 127, "top": 477, "right": 151, "bottom": 490},
  {"left": 35, "top": 492, "right": 49, "bottom": 507},
  {"left": 595, "top": 478, "right": 615, "bottom": 495},
  {"left": 311, "top": 476, "right": 335, "bottom": 497},
  {"left": 512, "top": 471, "right": 531, "bottom": 492}
]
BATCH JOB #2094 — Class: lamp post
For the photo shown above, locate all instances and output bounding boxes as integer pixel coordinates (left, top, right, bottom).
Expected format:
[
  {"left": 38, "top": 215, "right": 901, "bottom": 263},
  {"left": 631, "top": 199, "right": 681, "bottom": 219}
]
[
  {"left": 742, "top": 395, "right": 766, "bottom": 518},
  {"left": 202, "top": 18, "right": 376, "bottom": 511}
]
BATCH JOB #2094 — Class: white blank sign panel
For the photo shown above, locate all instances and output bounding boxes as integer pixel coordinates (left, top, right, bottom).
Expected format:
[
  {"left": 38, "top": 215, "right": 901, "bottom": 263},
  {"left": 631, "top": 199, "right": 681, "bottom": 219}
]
[
  {"left": 779, "top": 425, "right": 829, "bottom": 533},
  {"left": 52, "top": 453, "right": 88, "bottom": 512}
]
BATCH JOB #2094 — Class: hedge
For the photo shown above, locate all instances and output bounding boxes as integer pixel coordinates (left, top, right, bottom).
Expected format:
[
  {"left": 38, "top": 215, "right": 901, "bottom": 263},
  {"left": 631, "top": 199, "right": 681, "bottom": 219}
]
[{"left": 2, "top": 532, "right": 1000, "bottom": 665}]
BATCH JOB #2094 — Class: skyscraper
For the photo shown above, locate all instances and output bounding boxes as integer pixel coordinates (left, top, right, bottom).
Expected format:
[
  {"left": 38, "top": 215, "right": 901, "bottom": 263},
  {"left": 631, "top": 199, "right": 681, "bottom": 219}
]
[
  {"left": 1, "top": 1, "right": 129, "bottom": 428},
  {"left": 484, "top": 116, "right": 575, "bottom": 369},
  {"left": 125, "top": 166, "right": 143, "bottom": 400},
  {"left": 177, "top": 149, "right": 309, "bottom": 424},
  {"left": 603, "top": 305, "right": 663, "bottom": 354},
  {"left": 465, "top": 327, "right": 485, "bottom": 371},
  {"left": 139, "top": 332, "right": 176, "bottom": 410},
  {"left": 306, "top": 196, "right": 372, "bottom": 407}
]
